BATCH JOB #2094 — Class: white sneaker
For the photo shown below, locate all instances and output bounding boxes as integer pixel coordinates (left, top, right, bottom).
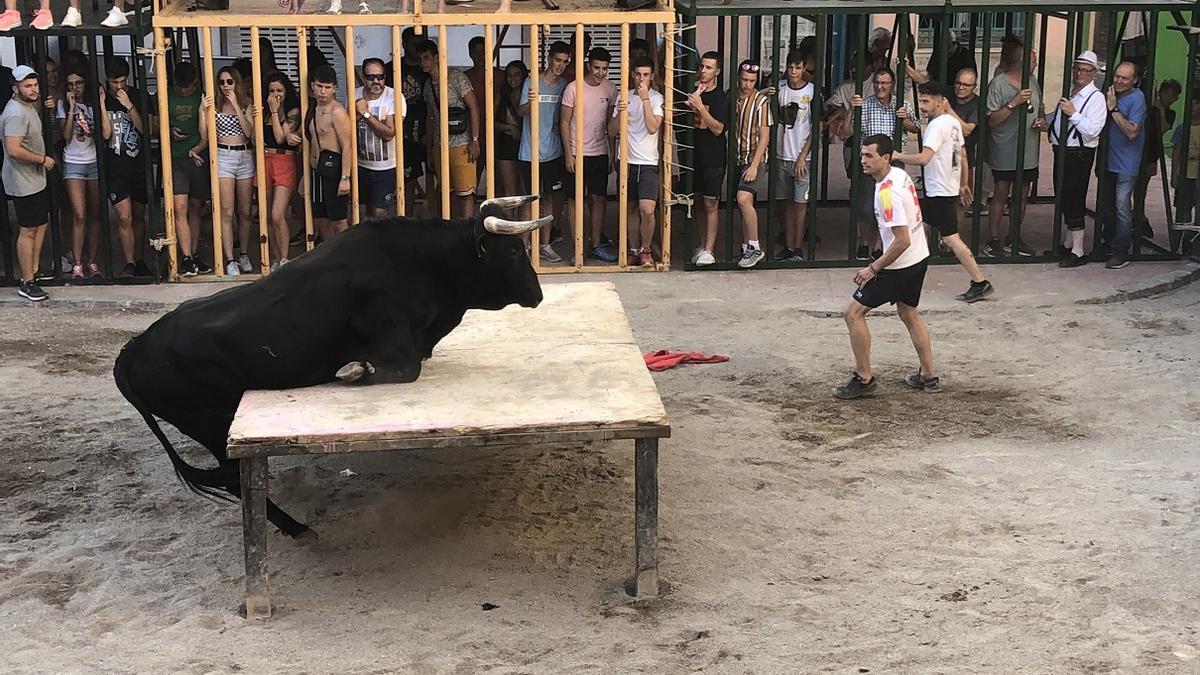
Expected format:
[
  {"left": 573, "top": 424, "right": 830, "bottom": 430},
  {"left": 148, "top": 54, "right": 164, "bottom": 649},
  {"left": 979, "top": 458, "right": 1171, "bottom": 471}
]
[
  {"left": 689, "top": 246, "right": 704, "bottom": 264},
  {"left": 225, "top": 261, "right": 241, "bottom": 276},
  {"left": 539, "top": 244, "right": 563, "bottom": 263},
  {"left": 268, "top": 260, "right": 279, "bottom": 273},
  {"left": 61, "top": 6, "right": 82, "bottom": 26},
  {"left": 60, "top": 255, "right": 73, "bottom": 273},
  {"left": 100, "top": 6, "right": 128, "bottom": 27},
  {"left": 695, "top": 249, "right": 716, "bottom": 266},
  {"left": 238, "top": 254, "right": 252, "bottom": 273},
  {"left": 326, "top": 0, "right": 342, "bottom": 13},
  {"left": 278, "top": 257, "right": 289, "bottom": 267}
]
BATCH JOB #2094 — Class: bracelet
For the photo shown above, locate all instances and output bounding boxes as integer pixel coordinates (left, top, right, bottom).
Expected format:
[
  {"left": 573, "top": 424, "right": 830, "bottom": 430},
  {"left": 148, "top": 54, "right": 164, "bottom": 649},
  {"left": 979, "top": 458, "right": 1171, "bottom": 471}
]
[{"left": 340, "top": 175, "right": 350, "bottom": 181}]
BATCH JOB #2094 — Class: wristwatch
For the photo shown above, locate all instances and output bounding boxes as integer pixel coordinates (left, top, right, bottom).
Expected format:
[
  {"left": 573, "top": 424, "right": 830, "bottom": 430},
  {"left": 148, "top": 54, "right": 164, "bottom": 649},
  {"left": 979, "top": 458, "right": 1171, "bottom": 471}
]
[
  {"left": 340, "top": 174, "right": 350, "bottom": 181},
  {"left": 1109, "top": 108, "right": 1120, "bottom": 115},
  {"left": 1005, "top": 102, "right": 1016, "bottom": 110},
  {"left": 361, "top": 110, "right": 371, "bottom": 120}
]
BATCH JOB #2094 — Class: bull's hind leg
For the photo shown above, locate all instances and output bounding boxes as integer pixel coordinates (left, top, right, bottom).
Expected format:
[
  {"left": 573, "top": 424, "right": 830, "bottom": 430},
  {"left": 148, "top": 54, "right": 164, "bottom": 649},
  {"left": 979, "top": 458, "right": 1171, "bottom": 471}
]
[{"left": 221, "top": 477, "right": 312, "bottom": 539}]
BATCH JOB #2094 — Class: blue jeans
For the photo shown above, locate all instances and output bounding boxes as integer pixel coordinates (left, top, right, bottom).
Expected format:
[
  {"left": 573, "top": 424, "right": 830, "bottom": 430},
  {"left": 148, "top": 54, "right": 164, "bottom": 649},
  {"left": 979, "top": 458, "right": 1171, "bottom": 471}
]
[{"left": 1101, "top": 171, "right": 1137, "bottom": 259}]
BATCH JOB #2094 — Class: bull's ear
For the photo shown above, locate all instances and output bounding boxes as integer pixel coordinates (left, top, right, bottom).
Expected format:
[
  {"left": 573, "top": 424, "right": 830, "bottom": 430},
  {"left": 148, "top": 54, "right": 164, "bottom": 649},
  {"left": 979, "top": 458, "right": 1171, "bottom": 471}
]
[{"left": 474, "top": 222, "right": 489, "bottom": 258}]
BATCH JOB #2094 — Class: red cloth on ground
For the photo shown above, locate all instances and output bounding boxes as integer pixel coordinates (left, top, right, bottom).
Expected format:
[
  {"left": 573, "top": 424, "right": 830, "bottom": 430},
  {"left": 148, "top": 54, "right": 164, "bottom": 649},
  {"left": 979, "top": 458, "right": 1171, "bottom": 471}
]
[{"left": 643, "top": 349, "right": 730, "bottom": 371}]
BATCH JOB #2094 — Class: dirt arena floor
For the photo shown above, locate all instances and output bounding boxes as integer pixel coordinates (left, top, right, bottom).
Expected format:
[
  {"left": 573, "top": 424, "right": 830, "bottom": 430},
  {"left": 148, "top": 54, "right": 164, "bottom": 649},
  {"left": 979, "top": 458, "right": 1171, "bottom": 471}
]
[{"left": 1, "top": 266, "right": 1199, "bottom": 673}]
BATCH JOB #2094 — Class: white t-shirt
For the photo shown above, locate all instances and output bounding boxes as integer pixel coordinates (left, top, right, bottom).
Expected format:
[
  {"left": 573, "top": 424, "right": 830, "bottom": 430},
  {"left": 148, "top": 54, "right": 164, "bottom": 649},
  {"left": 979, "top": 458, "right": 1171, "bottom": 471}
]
[
  {"left": 921, "top": 113, "right": 964, "bottom": 197},
  {"left": 776, "top": 80, "right": 814, "bottom": 161},
  {"left": 613, "top": 88, "right": 664, "bottom": 166},
  {"left": 56, "top": 100, "right": 97, "bottom": 165},
  {"left": 874, "top": 166, "right": 930, "bottom": 270},
  {"left": 354, "top": 86, "right": 401, "bottom": 171}
]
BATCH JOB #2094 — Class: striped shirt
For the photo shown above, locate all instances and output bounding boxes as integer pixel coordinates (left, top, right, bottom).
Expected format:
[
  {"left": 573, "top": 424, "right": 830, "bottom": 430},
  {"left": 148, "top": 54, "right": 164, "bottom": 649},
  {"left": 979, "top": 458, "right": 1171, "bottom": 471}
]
[
  {"left": 355, "top": 86, "right": 398, "bottom": 171},
  {"left": 735, "top": 90, "right": 773, "bottom": 166}
]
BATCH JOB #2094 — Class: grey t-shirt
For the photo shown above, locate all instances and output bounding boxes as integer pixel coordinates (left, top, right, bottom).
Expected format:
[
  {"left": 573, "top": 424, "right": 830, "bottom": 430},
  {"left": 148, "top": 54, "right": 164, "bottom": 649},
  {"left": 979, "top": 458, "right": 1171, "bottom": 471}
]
[
  {"left": 986, "top": 75, "right": 1042, "bottom": 171},
  {"left": 0, "top": 99, "right": 47, "bottom": 197}
]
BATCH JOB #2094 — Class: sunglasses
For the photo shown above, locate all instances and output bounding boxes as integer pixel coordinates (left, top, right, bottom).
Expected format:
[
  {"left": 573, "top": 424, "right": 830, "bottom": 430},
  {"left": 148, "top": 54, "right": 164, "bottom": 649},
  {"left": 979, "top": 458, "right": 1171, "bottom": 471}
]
[
  {"left": 363, "top": 73, "right": 385, "bottom": 81},
  {"left": 219, "top": 78, "right": 235, "bottom": 84},
  {"left": 739, "top": 63, "right": 761, "bottom": 73}
]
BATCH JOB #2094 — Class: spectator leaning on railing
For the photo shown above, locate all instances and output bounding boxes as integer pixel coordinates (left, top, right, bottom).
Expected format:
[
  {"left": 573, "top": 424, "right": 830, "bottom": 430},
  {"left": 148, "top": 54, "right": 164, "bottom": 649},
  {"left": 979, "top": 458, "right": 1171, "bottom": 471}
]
[{"left": 1097, "top": 61, "right": 1147, "bottom": 270}]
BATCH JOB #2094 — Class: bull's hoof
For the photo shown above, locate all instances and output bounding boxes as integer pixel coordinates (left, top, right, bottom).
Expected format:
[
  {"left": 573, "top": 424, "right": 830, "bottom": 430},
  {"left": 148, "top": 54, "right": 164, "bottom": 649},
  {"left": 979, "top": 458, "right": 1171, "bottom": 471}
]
[{"left": 336, "top": 361, "right": 375, "bottom": 383}]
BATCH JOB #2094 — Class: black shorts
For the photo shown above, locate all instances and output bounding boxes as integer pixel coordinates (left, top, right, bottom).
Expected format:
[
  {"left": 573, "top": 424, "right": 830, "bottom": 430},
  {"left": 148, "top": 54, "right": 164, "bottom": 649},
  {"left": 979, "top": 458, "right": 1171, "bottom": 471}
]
[
  {"left": 519, "top": 156, "right": 566, "bottom": 195},
  {"left": 11, "top": 189, "right": 48, "bottom": 228},
  {"left": 403, "top": 139, "right": 425, "bottom": 180},
  {"left": 628, "top": 164, "right": 661, "bottom": 201},
  {"left": 991, "top": 167, "right": 1039, "bottom": 184},
  {"left": 697, "top": 166, "right": 725, "bottom": 199},
  {"left": 920, "top": 195, "right": 959, "bottom": 238},
  {"left": 853, "top": 258, "right": 929, "bottom": 309},
  {"left": 107, "top": 160, "right": 148, "bottom": 205},
  {"left": 564, "top": 155, "right": 609, "bottom": 199},
  {"left": 358, "top": 167, "right": 396, "bottom": 211},
  {"left": 311, "top": 170, "right": 349, "bottom": 222},
  {"left": 171, "top": 158, "right": 210, "bottom": 200}
]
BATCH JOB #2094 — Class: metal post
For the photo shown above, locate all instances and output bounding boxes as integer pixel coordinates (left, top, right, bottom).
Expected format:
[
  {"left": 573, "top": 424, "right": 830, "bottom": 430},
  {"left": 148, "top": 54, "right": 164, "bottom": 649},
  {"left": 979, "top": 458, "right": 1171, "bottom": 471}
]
[
  {"left": 972, "top": 14, "right": 992, "bottom": 255},
  {"left": 33, "top": 38, "right": 60, "bottom": 282},
  {"left": 806, "top": 17, "right": 826, "bottom": 263},
  {"left": 848, "top": 21, "right": 865, "bottom": 261},
  {"left": 1051, "top": 14, "right": 1077, "bottom": 255},
  {"left": 1133, "top": 10, "right": 1159, "bottom": 258},
  {"left": 724, "top": 17, "right": 738, "bottom": 265},
  {"left": 765, "top": 17, "right": 780, "bottom": 261},
  {"left": 1007, "top": 13, "right": 1034, "bottom": 258},
  {"left": 682, "top": 10, "right": 698, "bottom": 268},
  {"left": 1094, "top": 11, "right": 1128, "bottom": 255}
]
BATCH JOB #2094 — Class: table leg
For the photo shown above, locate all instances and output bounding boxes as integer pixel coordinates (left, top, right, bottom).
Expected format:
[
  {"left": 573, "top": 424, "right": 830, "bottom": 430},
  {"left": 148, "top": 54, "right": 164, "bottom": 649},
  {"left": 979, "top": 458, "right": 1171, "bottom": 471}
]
[
  {"left": 633, "top": 437, "right": 659, "bottom": 598},
  {"left": 240, "top": 456, "right": 272, "bottom": 620}
]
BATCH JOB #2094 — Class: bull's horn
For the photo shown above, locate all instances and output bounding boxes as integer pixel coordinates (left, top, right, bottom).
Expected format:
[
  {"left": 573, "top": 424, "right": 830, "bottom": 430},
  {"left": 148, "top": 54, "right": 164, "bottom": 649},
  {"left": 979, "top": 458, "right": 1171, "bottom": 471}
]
[
  {"left": 480, "top": 195, "right": 539, "bottom": 212},
  {"left": 483, "top": 215, "right": 553, "bottom": 235}
]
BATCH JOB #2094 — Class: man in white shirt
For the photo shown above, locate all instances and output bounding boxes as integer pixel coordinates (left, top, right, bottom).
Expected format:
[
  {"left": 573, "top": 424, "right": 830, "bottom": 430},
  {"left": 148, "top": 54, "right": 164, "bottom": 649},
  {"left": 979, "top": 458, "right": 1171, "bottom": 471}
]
[
  {"left": 1045, "top": 50, "right": 1106, "bottom": 267},
  {"left": 835, "top": 134, "right": 937, "bottom": 400},
  {"left": 776, "top": 48, "right": 815, "bottom": 262},
  {"left": 355, "top": 57, "right": 400, "bottom": 219},
  {"left": 609, "top": 56, "right": 664, "bottom": 267},
  {"left": 893, "top": 80, "right": 994, "bottom": 303}
]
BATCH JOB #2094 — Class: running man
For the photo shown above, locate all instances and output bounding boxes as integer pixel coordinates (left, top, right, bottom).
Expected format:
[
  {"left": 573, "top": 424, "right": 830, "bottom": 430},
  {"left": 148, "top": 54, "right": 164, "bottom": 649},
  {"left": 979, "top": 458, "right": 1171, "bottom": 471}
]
[
  {"left": 835, "top": 134, "right": 938, "bottom": 399},
  {"left": 893, "top": 80, "right": 995, "bottom": 302}
]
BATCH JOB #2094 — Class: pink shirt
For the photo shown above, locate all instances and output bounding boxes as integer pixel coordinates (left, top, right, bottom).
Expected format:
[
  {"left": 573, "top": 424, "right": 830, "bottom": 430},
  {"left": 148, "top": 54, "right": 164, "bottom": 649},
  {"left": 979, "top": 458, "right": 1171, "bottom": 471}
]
[{"left": 561, "top": 76, "right": 617, "bottom": 157}]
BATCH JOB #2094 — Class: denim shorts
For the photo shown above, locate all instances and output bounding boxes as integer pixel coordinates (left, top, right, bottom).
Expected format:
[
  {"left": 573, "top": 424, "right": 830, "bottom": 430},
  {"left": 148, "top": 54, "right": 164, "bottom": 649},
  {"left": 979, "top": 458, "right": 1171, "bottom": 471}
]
[
  {"left": 217, "top": 147, "right": 256, "bottom": 180},
  {"left": 63, "top": 161, "right": 99, "bottom": 180}
]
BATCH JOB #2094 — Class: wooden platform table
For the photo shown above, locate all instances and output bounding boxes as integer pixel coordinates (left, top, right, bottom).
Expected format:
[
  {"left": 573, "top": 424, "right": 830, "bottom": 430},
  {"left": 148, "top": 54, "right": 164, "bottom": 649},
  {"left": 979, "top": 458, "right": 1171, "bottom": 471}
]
[{"left": 227, "top": 281, "right": 670, "bottom": 620}]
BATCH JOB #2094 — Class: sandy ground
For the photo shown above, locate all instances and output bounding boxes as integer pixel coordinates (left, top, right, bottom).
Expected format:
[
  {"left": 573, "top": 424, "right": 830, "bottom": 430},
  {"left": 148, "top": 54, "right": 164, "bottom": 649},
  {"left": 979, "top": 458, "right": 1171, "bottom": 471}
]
[{"left": 1, "top": 263, "right": 1199, "bottom": 673}]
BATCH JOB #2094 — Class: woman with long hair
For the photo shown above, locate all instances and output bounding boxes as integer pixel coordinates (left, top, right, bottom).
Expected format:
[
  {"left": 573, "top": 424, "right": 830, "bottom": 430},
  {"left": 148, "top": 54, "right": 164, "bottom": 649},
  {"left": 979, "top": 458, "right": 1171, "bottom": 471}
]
[
  {"left": 262, "top": 71, "right": 302, "bottom": 271},
  {"left": 203, "top": 66, "right": 257, "bottom": 276},
  {"left": 495, "top": 60, "right": 529, "bottom": 198},
  {"left": 57, "top": 69, "right": 102, "bottom": 278}
]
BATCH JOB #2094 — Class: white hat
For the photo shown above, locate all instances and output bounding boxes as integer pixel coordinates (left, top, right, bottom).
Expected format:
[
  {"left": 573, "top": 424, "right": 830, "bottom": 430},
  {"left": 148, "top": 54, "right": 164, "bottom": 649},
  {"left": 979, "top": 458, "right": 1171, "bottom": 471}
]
[
  {"left": 1074, "top": 50, "right": 1102, "bottom": 70},
  {"left": 10, "top": 65, "right": 37, "bottom": 83}
]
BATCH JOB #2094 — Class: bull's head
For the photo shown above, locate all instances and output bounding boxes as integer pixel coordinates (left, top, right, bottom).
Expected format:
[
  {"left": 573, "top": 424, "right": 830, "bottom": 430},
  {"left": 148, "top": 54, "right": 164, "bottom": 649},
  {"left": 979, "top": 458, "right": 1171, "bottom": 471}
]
[{"left": 472, "top": 195, "right": 548, "bottom": 310}]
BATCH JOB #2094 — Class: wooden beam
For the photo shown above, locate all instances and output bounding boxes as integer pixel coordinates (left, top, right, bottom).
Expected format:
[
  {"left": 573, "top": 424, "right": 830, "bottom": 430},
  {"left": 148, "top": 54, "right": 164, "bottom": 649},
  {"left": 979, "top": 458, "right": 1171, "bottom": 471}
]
[
  {"left": 573, "top": 23, "right": 585, "bottom": 269},
  {"left": 438, "top": 27, "right": 451, "bottom": 219},
  {"left": 250, "top": 27, "right": 271, "bottom": 273},
  {"left": 531, "top": 25, "right": 543, "bottom": 266},
  {"left": 661, "top": 19, "right": 674, "bottom": 270},
  {"left": 393, "top": 25, "right": 406, "bottom": 216},
  {"left": 347, "top": 26, "right": 361, "bottom": 226},
  {"left": 298, "top": 27, "right": 315, "bottom": 251},
  {"left": 153, "top": 27, "right": 179, "bottom": 280},
  {"left": 153, "top": 11, "right": 675, "bottom": 29},
  {"left": 485, "top": 25, "right": 496, "bottom": 200},
  {"left": 202, "top": 26, "right": 224, "bottom": 276},
  {"left": 618, "top": 22, "right": 629, "bottom": 268}
]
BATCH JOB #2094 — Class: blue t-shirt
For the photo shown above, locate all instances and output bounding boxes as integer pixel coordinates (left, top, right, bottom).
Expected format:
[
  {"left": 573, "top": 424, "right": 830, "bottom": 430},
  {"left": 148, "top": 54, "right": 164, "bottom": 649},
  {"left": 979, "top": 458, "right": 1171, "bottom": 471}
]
[
  {"left": 1107, "top": 89, "right": 1146, "bottom": 177},
  {"left": 518, "top": 75, "right": 567, "bottom": 162}
]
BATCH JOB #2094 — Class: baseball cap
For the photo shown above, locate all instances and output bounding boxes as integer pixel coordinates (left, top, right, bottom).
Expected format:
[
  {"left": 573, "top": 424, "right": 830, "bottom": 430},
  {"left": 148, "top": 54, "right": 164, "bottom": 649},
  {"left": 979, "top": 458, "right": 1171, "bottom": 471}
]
[
  {"left": 10, "top": 65, "right": 37, "bottom": 83},
  {"left": 1074, "top": 50, "right": 1102, "bottom": 71}
]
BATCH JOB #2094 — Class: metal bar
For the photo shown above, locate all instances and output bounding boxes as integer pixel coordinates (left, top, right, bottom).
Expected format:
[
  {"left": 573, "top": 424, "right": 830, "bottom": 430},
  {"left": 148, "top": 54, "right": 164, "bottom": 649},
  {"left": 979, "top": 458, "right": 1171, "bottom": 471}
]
[
  {"left": 807, "top": 14, "right": 827, "bottom": 263},
  {"left": 33, "top": 39, "right": 59, "bottom": 282},
  {"left": 619, "top": 23, "right": 630, "bottom": 268},
  {"left": 251, "top": 27, "right": 270, "bottom": 273},
  {"left": 485, "top": 25, "right": 496, "bottom": 201},
  {"left": 1172, "top": 10, "right": 1198, "bottom": 253},
  {"left": 154, "top": 27, "right": 180, "bottom": 279},
  {"left": 663, "top": 17, "right": 676, "bottom": 269},
  {"left": 633, "top": 437, "right": 659, "bottom": 599},
  {"left": 765, "top": 16, "right": 781, "bottom": 260},
  {"left": 393, "top": 25, "right": 406, "bottom": 216},
  {"left": 203, "top": 26, "right": 225, "bottom": 276},
  {"left": 531, "top": 25, "right": 543, "bottom": 266},
  {"left": 682, "top": 8, "right": 698, "bottom": 268},
  {"left": 724, "top": 16, "right": 738, "bottom": 265},
  {"left": 347, "top": 26, "right": 360, "bottom": 227},
  {"left": 88, "top": 35, "right": 117, "bottom": 278},
  {"left": 439, "top": 27, "right": 451, "bottom": 220},
  {"left": 1134, "top": 10, "right": 1159, "bottom": 258},
  {"left": 132, "top": 39, "right": 160, "bottom": 279},
  {"left": 849, "top": 20, "right": 865, "bottom": 261},
  {"left": 972, "top": 13, "right": 992, "bottom": 254},
  {"left": 240, "top": 457, "right": 271, "bottom": 621},
  {"left": 1093, "top": 10, "right": 1127, "bottom": 255},
  {"left": 1051, "top": 13, "right": 1077, "bottom": 254},
  {"left": 574, "top": 23, "right": 585, "bottom": 269},
  {"left": 936, "top": 8, "right": 950, "bottom": 83},
  {"left": 298, "top": 27, "right": 314, "bottom": 250},
  {"left": 1007, "top": 12, "right": 1034, "bottom": 259}
]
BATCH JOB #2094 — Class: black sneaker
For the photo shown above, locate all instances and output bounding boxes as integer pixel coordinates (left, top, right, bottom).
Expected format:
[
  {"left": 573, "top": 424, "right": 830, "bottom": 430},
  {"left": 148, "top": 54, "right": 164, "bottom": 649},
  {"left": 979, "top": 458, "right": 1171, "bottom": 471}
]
[
  {"left": 1058, "top": 252, "right": 1088, "bottom": 268},
  {"left": 1054, "top": 245, "right": 1071, "bottom": 260},
  {"left": 833, "top": 372, "right": 878, "bottom": 400},
  {"left": 133, "top": 259, "right": 152, "bottom": 277},
  {"left": 855, "top": 244, "right": 870, "bottom": 261},
  {"left": 1104, "top": 256, "right": 1129, "bottom": 269},
  {"left": 194, "top": 258, "right": 213, "bottom": 275},
  {"left": 871, "top": 248, "right": 883, "bottom": 260},
  {"left": 121, "top": 262, "right": 137, "bottom": 277},
  {"left": 180, "top": 256, "right": 198, "bottom": 277},
  {"left": 955, "top": 280, "right": 994, "bottom": 303},
  {"left": 983, "top": 238, "right": 1005, "bottom": 258},
  {"left": 904, "top": 372, "right": 941, "bottom": 393},
  {"left": 1004, "top": 237, "right": 1034, "bottom": 256},
  {"left": 17, "top": 281, "right": 48, "bottom": 302}
]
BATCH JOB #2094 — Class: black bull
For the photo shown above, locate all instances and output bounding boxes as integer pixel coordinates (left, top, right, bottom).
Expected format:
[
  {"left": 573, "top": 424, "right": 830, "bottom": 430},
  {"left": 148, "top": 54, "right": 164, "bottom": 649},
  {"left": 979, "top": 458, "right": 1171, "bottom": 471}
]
[{"left": 114, "top": 197, "right": 548, "bottom": 538}]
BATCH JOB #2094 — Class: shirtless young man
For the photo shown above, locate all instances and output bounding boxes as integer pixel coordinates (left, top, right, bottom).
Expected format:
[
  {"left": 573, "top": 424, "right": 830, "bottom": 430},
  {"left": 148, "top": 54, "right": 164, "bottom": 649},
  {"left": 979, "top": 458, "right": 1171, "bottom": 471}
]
[{"left": 305, "top": 65, "right": 353, "bottom": 242}]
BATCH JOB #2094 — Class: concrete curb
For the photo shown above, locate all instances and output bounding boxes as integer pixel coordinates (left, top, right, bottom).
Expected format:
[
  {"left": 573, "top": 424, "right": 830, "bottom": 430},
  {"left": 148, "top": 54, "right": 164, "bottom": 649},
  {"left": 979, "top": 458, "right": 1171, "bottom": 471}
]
[
  {"left": 0, "top": 298, "right": 174, "bottom": 310},
  {"left": 1076, "top": 263, "right": 1200, "bottom": 305}
]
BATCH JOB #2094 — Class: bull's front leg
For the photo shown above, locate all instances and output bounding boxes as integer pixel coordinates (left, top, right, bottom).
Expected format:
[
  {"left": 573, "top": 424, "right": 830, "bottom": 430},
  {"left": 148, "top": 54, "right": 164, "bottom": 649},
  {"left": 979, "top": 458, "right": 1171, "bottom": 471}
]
[{"left": 335, "top": 357, "right": 422, "bottom": 385}]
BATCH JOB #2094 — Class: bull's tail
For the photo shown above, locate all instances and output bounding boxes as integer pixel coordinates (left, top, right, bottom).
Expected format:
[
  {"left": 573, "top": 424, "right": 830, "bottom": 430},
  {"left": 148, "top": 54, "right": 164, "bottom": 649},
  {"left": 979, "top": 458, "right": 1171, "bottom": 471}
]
[{"left": 113, "top": 344, "right": 237, "bottom": 502}]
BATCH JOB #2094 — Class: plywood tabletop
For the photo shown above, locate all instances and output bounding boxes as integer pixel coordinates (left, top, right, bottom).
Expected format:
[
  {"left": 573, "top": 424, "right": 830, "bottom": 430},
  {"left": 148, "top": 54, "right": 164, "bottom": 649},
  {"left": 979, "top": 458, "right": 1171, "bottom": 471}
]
[{"left": 227, "top": 281, "right": 670, "bottom": 457}]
